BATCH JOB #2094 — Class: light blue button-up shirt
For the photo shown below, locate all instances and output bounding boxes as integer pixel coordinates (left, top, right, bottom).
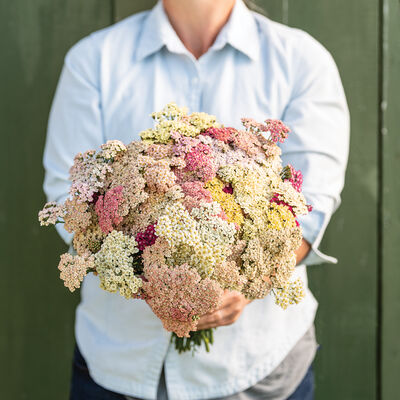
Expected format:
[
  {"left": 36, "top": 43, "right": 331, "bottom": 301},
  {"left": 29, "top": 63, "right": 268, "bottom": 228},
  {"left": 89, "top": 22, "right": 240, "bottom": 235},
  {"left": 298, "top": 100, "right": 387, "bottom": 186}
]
[{"left": 43, "top": 1, "right": 349, "bottom": 399}]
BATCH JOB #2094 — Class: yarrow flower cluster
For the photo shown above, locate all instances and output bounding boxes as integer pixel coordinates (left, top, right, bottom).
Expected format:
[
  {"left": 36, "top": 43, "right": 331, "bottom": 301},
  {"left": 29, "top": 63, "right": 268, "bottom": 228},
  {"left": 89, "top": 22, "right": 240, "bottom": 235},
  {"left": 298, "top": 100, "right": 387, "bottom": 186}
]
[
  {"left": 241, "top": 118, "right": 290, "bottom": 143},
  {"left": 95, "top": 230, "right": 142, "bottom": 299},
  {"left": 38, "top": 202, "right": 64, "bottom": 226},
  {"left": 39, "top": 103, "right": 311, "bottom": 348},
  {"left": 143, "top": 263, "right": 223, "bottom": 337},
  {"left": 101, "top": 140, "right": 127, "bottom": 160},
  {"left": 274, "top": 278, "right": 305, "bottom": 309},
  {"left": 95, "top": 185, "right": 126, "bottom": 234},
  {"left": 57, "top": 253, "right": 93, "bottom": 292},
  {"left": 135, "top": 223, "right": 158, "bottom": 251}
]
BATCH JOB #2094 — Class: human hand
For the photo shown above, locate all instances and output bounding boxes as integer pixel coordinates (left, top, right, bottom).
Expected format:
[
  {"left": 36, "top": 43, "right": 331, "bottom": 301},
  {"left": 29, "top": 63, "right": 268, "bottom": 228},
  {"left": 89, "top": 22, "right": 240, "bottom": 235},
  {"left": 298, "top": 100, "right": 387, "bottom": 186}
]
[{"left": 196, "top": 290, "right": 252, "bottom": 330}]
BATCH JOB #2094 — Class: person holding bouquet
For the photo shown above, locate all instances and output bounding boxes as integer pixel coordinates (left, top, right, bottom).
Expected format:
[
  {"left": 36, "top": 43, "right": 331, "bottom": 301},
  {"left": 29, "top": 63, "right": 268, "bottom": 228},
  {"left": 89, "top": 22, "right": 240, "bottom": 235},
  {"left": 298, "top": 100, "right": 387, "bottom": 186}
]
[{"left": 43, "top": 0, "right": 349, "bottom": 399}]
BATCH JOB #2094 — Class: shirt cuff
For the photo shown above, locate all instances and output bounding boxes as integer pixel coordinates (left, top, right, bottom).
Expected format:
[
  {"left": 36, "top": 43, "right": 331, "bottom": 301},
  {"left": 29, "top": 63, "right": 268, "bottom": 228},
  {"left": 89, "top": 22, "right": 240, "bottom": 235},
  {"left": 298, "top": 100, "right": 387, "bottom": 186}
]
[{"left": 297, "top": 209, "right": 337, "bottom": 266}]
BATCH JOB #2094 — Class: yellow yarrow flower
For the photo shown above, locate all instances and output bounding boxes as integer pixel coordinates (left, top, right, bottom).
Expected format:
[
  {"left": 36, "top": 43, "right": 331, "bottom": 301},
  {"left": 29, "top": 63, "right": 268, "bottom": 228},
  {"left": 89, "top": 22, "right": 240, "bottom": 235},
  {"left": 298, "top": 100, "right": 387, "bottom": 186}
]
[
  {"left": 188, "top": 112, "right": 219, "bottom": 131},
  {"left": 274, "top": 278, "right": 305, "bottom": 309},
  {"left": 266, "top": 203, "right": 296, "bottom": 231},
  {"left": 204, "top": 178, "right": 244, "bottom": 226},
  {"left": 140, "top": 103, "right": 220, "bottom": 144}
]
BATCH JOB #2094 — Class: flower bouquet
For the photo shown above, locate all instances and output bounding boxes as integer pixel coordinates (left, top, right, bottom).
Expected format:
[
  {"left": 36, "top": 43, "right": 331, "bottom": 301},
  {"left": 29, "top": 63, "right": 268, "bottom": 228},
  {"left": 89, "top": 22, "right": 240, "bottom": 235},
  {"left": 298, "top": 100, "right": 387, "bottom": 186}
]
[{"left": 39, "top": 103, "right": 311, "bottom": 353}]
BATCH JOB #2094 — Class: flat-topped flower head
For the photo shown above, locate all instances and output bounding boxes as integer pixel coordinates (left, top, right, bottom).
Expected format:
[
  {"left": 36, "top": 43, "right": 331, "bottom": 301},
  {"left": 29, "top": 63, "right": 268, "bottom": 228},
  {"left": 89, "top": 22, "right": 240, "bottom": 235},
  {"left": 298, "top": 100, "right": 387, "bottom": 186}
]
[
  {"left": 95, "top": 185, "right": 126, "bottom": 234},
  {"left": 143, "top": 263, "right": 223, "bottom": 337},
  {"left": 58, "top": 253, "right": 94, "bottom": 292},
  {"left": 101, "top": 140, "right": 127, "bottom": 160},
  {"left": 287, "top": 164, "right": 303, "bottom": 192},
  {"left": 203, "top": 127, "right": 236, "bottom": 143},
  {"left": 264, "top": 119, "right": 290, "bottom": 143},
  {"left": 241, "top": 117, "right": 269, "bottom": 134},
  {"left": 38, "top": 202, "right": 65, "bottom": 226},
  {"left": 241, "top": 117, "right": 290, "bottom": 144},
  {"left": 141, "top": 103, "right": 219, "bottom": 144},
  {"left": 136, "top": 224, "right": 158, "bottom": 252},
  {"left": 95, "top": 230, "right": 142, "bottom": 299},
  {"left": 151, "top": 102, "right": 188, "bottom": 122}
]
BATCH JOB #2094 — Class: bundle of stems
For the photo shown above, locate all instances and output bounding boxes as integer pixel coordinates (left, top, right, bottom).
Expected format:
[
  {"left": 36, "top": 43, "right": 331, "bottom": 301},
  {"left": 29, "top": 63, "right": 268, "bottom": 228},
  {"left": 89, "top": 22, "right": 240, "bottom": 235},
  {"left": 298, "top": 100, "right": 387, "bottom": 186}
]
[{"left": 172, "top": 328, "right": 214, "bottom": 354}]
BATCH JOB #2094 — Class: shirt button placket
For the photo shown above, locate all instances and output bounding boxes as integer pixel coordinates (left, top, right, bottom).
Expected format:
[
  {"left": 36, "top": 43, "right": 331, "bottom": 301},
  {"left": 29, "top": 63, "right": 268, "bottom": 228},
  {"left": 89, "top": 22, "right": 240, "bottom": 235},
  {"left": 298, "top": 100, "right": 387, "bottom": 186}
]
[{"left": 190, "top": 70, "right": 201, "bottom": 111}]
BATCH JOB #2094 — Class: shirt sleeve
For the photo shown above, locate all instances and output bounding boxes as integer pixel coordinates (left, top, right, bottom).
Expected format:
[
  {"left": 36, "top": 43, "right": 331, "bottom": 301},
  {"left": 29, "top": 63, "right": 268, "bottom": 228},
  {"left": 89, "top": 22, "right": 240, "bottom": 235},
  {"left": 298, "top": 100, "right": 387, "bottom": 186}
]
[
  {"left": 280, "top": 32, "right": 350, "bottom": 266},
  {"left": 42, "top": 35, "right": 105, "bottom": 245}
]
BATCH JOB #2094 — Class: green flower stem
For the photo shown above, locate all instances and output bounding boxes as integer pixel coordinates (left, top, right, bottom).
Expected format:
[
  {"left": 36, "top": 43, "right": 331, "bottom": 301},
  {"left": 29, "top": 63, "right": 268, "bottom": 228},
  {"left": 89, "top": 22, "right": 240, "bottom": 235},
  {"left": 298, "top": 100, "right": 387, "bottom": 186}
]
[{"left": 172, "top": 329, "right": 215, "bottom": 354}]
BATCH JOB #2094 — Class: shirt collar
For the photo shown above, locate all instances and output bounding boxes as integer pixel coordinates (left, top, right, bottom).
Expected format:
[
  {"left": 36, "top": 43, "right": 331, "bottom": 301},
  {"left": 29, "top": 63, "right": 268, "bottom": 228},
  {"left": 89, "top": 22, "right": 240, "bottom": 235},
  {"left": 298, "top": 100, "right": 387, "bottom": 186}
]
[{"left": 136, "top": 0, "right": 260, "bottom": 61}]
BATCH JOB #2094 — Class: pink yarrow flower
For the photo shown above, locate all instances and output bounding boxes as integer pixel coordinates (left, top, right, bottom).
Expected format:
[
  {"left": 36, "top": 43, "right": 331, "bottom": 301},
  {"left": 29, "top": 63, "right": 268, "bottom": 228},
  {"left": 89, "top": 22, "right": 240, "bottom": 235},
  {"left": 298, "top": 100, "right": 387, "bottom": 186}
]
[
  {"left": 136, "top": 224, "right": 158, "bottom": 252},
  {"left": 184, "top": 143, "right": 217, "bottom": 182},
  {"left": 143, "top": 263, "right": 223, "bottom": 337},
  {"left": 95, "top": 185, "right": 125, "bottom": 233},
  {"left": 181, "top": 181, "right": 213, "bottom": 210},
  {"left": 69, "top": 181, "right": 95, "bottom": 203},
  {"left": 242, "top": 118, "right": 290, "bottom": 143},
  {"left": 222, "top": 184, "right": 234, "bottom": 194},
  {"left": 203, "top": 127, "right": 236, "bottom": 143},
  {"left": 286, "top": 164, "right": 303, "bottom": 192},
  {"left": 264, "top": 119, "right": 290, "bottom": 143},
  {"left": 241, "top": 118, "right": 269, "bottom": 133},
  {"left": 171, "top": 133, "right": 200, "bottom": 156}
]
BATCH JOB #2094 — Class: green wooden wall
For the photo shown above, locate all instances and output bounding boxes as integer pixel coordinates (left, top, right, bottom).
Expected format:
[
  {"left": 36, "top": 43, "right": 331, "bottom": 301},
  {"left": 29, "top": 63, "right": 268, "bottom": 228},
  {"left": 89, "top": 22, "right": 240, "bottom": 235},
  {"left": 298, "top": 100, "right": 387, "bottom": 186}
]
[
  {"left": 0, "top": 2, "right": 112, "bottom": 399},
  {"left": 381, "top": 1, "right": 400, "bottom": 398},
  {"left": 1, "top": 0, "right": 398, "bottom": 399}
]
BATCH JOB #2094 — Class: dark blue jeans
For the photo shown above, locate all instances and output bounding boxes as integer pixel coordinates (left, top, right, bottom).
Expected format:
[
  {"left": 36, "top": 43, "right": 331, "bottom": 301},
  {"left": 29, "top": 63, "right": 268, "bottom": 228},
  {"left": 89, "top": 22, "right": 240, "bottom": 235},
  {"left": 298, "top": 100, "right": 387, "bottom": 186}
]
[
  {"left": 286, "top": 364, "right": 314, "bottom": 400},
  {"left": 70, "top": 346, "right": 314, "bottom": 400}
]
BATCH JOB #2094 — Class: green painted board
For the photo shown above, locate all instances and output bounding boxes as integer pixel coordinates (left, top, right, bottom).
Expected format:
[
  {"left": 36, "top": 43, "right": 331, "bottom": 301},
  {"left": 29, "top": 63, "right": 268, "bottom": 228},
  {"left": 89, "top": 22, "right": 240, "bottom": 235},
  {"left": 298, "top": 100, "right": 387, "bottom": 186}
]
[
  {"left": 286, "top": 1, "right": 379, "bottom": 399},
  {"left": 381, "top": 0, "right": 400, "bottom": 399},
  {"left": 0, "top": 2, "right": 112, "bottom": 399},
  {"left": 256, "top": 0, "right": 285, "bottom": 21},
  {"left": 114, "top": 0, "right": 284, "bottom": 22},
  {"left": 114, "top": 0, "right": 157, "bottom": 21}
]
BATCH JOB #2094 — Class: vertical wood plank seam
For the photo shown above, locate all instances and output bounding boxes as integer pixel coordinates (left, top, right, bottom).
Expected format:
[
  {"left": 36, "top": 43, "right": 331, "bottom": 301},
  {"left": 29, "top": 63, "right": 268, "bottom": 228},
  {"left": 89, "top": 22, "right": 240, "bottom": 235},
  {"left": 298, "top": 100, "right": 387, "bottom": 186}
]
[
  {"left": 111, "top": 0, "right": 116, "bottom": 23},
  {"left": 377, "top": 0, "right": 387, "bottom": 398},
  {"left": 282, "top": 0, "right": 289, "bottom": 25}
]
